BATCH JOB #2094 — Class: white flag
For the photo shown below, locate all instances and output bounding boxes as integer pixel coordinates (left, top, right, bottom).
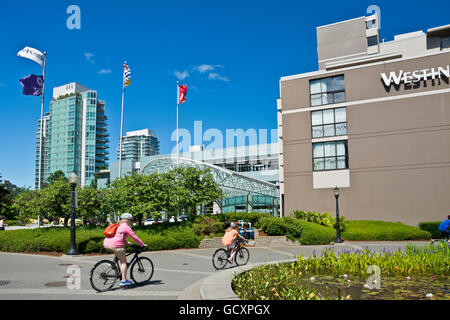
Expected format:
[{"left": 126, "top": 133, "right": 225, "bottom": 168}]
[{"left": 17, "top": 47, "right": 44, "bottom": 67}]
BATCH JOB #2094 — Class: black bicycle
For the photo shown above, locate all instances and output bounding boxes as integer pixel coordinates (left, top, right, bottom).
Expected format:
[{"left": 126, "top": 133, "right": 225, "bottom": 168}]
[
  {"left": 212, "top": 238, "right": 250, "bottom": 270},
  {"left": 89, "top": 244, "right": 154, "bottom": 292}
]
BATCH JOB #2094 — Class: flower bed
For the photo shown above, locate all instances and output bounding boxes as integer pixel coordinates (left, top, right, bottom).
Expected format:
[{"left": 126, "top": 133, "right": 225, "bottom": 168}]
[{"left": 232, "top": 243, "right": 450, "bottom": 300}]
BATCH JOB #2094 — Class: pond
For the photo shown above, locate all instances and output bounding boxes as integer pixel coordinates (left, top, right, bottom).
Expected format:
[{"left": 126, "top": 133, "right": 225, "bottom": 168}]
[{"left": 300, "top": 274, "right": 450, "bottom": 300}]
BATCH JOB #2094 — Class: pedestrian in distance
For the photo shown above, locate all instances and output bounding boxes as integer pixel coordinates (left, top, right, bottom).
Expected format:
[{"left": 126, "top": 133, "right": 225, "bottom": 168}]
[
  {"left": 0, "top": 216, "right": 7, "bottom": 231},
  {"left": 438, "top": 215, "right": 450, "bottom": 241}
]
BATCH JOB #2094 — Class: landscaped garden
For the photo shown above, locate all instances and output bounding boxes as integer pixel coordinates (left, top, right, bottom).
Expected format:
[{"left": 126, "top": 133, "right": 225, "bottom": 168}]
[
  {"left": 232, "top": 242, "right": 450, "bottom": 300},
  {"left": 0, "top": 209, "right": 434, "bottom": 254}
]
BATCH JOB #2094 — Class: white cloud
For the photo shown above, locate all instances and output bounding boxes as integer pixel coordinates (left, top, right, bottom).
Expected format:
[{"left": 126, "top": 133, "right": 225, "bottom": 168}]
[
  {"left": 98, "top": 68, "right": 112, "bottom": 75},
  {"left": 174, "top": 70, "right": 190, "bottom": 80},
  {"left": 84, "top": 52, "right": 95, "bottom": 64},
  {"left": 193, "top": 64, "right": 223, "bottom": 73},
  {"left": 208, "top": 73, "right": 230, "bottom": 82}
]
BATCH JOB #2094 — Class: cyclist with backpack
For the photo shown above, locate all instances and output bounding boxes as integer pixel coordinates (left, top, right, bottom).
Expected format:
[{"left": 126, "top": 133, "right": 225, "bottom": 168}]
[{"left": 103, "top": 213, "right": 147, "bottom": 287}]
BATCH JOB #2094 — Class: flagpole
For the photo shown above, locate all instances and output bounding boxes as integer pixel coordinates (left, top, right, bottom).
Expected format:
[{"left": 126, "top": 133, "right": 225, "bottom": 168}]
[
  {"left": 176, "top": 81, "right": 179, "bottom": 166},
  {"left": 38, "top": 52, "right": 47, "bottom": 191},
  {"left": 119, "top": 82, "right": 125, "bottom": 179}
]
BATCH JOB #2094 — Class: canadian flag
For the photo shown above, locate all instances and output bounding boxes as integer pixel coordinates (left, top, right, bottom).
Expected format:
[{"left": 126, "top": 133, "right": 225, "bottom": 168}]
[{"left": 178, "top": 84, "right": 187, "bottom": 104}]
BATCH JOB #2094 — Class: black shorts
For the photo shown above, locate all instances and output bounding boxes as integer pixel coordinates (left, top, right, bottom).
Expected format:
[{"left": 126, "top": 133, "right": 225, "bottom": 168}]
[{"left": 440, "top": 230, "right": 450, "bottom": 238}]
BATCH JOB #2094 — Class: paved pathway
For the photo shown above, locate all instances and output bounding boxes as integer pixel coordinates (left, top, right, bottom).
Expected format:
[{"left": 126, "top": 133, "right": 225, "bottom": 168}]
[{"left": 0, "top": 241, "right": 429, "bottom": 300}]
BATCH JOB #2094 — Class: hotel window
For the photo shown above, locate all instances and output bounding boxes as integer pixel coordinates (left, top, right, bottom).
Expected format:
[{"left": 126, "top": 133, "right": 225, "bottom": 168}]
[
  {"left": 366, "top": 20, "right": 377, "bottom": 29},
  {"left": 442, "top": 36, "right": 450, "bottom": 50},
  {"left": 311, "top": 107, "right": 347, "bottom": 138},
  {"left": 310, "top": 75, "right": 345, "bottom": 107},
  {"left": 313, "top": 140, "right": 348, "bottom": 171},
  {"left": 367, "top": 35, "right": 378, "bottom": 47}
]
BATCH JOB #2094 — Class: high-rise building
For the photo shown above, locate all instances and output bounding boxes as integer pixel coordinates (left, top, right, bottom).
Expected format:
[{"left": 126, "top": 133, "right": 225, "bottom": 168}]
[
  {"left": 35, "top": 82, "right": 109, "bottom": 188},
  {"left": 35, "top": 112, "right": 50, "bottom": 189},
  {"left": 116, "top": 129, "right": 159, "bottom": 162},
  {"left": 278, "top": 14, "right": 450, "bottom": 224}
]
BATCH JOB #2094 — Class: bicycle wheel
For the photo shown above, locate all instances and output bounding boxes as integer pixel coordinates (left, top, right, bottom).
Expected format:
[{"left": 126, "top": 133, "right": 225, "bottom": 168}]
[
  {"left": 212, "top": 248, "right": 229, "bottom": 270},
  {"left": 130, "top": 257, "right": 154, "bottom": 284},
  {"left": 90, "top": 260, "right": 119, "bottom": 292},
  {"left": 235, "top": 247, "right": 250, "bottom": 266}
]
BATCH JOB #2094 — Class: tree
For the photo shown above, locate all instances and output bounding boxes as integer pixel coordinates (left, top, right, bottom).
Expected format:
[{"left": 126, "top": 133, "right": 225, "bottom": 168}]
[
  {"left": 40, "top": 179, "right": 72, "bottom": 225},
  {"left": 12, "top": 189, "right": 44, "bottom": 222},
  {"left": 171, "top": 167, "right": 223, "bottom": 219},
  {"left": 46, "top": 170, "right": 68, "bottom": 185},
  {"left": 76, "top": 186, "right": 107, "bottom": 224},
  {"left": 0, "top": 174, "right": 13, "bottom": 219},
  {"left": 106, "top": 173, "right": 159, "bottom": 226}
]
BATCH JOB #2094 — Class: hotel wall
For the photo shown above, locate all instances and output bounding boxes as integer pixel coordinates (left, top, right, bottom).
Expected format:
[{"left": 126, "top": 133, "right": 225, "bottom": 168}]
[{"left": 280, "top": 52, "right": 450, "bottom": 225}]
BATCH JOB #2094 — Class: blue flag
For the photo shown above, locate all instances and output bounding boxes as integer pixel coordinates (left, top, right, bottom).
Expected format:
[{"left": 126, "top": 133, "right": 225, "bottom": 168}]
[{"left": 20, "top": 74, "right": 43, "bottom": 96}]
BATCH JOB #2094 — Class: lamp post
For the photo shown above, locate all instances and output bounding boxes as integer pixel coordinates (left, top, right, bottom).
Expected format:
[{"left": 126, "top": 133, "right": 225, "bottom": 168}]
[
  {"left": 334, "top": 186, "right": 343, "bottom": 244},
  {"left": 67, "top": 172, "right": 80, "bottom": 255}
]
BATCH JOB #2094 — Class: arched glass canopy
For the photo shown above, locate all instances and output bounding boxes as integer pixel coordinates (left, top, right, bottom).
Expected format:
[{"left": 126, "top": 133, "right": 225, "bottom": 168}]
[{"left": 140, "top": 156, "right": 280, "bottom": 199}]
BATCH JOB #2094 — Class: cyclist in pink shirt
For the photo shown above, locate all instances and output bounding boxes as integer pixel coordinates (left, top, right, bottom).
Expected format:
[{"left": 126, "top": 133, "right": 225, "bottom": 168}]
[{"left": 103, "top": 213, "right": 147, "bottom": 287}]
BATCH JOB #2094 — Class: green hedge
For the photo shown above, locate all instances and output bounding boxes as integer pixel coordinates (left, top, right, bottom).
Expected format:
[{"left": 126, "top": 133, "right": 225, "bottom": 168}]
[
  {"left": 418, "top": 222, "right": 442, "bottom": 239},
  {"left": 0, "top": 223, "right": 201, "bottom": 254},
  {"left": 341, "top": 220, "right": 431, "bottom": 241},
  {"left": 259, "top": 216, "right": 335, "bottom": 245}
]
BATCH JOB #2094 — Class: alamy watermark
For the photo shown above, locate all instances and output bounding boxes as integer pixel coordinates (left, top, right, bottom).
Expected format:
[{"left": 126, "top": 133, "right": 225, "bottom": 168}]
[
  {"left": 66, "top": 5, "right": 81, "bottom": 30},
  {"left": 171, "top": 120, "right": 279, "bottom": 155},
  {"left": 367, "top": 5, "right": 381, "bottom": 30},
  {"left": 66, "top": 265, "right": 81, "bottom": 290},
  {"left": 365, "top": 265, "right": 381, "bottom": 289}
]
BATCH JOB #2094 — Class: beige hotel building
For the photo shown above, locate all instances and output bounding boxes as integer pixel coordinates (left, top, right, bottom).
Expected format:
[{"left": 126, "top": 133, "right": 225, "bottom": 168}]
[{"left": 277, "top": 14, "right": 450, "bottom": 225}]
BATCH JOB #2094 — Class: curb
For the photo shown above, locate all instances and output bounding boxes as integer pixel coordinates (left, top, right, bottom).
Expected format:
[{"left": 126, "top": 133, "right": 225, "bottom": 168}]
[{"left": 200, "top": 259, "right": 296, "bottom": 300}]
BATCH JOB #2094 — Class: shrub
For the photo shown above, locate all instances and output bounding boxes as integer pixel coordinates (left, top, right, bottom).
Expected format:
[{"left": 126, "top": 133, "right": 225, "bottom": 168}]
[
  {"left": 259, "top": 217, "right": 287, "bottom": 236},
  {"left": 0, "top": 224, "right": 201, "bottom": 254},
  {"left": 291, "top": 210, "right": 346, "bottom": 232},
  {"left": 283, "top": 218, "right": 304, "bottom": 241},
  {"left": 192, "top": 217, "right": 225, "bottom": 236},
  {"left": 342, "top": 220, "right": 431, "bottom": 241},
  {"left": 220, "top": 212, "right": 271, "bottom": 228},
  {"left": 418, "top": 222, "right": 442, "bottom": 239},
  {"left": 297, "top": 220, "right": 336, "bottom": 245}
]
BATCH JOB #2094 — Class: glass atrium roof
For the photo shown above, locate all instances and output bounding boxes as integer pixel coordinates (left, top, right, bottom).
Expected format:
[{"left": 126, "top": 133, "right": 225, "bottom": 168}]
[{"left": 140, "top": 157, "right": 280, "bottom": 199}]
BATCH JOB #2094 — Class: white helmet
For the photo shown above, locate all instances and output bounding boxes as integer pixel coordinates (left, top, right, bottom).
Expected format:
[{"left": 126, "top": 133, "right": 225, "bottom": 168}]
[{"left": 121, "top": 213, "right": 133, "bottom": 220}]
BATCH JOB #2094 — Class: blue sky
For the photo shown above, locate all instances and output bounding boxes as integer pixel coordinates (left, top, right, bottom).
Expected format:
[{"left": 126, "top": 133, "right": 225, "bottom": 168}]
[{"left": 0, "top": 0, "right": 449, "bottom": 188}]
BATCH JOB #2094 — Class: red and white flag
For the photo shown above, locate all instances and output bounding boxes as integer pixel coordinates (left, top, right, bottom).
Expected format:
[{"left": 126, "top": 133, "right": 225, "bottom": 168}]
[{"left": 178, "top": 84, "right": 187, "bottom": 104}]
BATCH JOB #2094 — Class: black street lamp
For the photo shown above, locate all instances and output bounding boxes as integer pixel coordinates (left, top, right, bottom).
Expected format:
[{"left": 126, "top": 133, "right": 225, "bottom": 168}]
[
  {"left": 334, "top": 186, "right": 343, "bottom": 244},
  {"left": 67, "top": 172, "right": 80, "bottom": 255}
]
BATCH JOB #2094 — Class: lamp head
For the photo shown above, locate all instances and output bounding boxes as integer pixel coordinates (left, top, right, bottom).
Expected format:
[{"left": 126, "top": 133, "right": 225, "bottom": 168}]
[
  {"left": 68, "top": 172, "right": 79, "bottom": 186},
  {"left": 334, "top": 186, "right": 340, "bottom": 198}
]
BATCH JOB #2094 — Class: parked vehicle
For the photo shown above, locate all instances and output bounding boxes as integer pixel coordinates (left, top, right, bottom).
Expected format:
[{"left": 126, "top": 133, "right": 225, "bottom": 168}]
[{"left": 144, "top": 219, "right": 156, "bottom": 226}]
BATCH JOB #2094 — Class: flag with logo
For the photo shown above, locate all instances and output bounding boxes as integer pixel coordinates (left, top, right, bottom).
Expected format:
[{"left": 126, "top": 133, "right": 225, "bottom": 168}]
[
  {"left": 17, "top": 47, "right": 45, "bottom": 67},
  {"left": 178, "top": 84, "right": 187, "bottom": 104},
  {"left": 20, "top": 74, "right": 43, "bottom": 96},
  {"left": 123, "top": 61, "right": 131, "bottom": 87}
]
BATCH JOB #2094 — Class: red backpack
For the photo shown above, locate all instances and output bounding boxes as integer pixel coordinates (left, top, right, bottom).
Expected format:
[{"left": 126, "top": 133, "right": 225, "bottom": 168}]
[{"left": 104, "top": 223, "right": 120, "bottom": 238}]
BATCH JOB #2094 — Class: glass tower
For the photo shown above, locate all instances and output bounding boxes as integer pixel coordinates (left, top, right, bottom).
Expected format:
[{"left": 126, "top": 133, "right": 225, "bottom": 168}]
[
  {"left": 116, "top": 129, "right": 159, "bottom": 162},
  {"left": 35, "top": 82, "right": 109, "bottom": 188}
]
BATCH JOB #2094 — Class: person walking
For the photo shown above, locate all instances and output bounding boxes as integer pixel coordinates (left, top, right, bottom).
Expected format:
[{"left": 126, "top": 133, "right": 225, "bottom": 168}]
[
  {"left": 0, "top": 216, "right": 7, "bottom": 231},
  {"left": 103, "top": 213, "right": 147, "bottom": 287}
]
